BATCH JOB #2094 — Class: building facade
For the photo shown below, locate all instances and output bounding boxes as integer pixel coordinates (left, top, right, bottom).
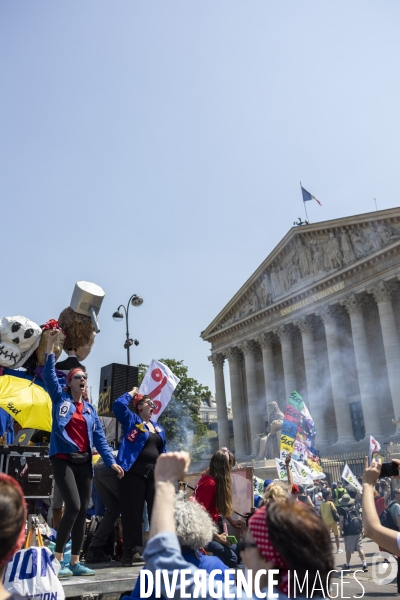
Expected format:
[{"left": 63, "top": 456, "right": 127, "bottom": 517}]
[{"left": 202, "top": 208, "right": 400, "bottom": 460}]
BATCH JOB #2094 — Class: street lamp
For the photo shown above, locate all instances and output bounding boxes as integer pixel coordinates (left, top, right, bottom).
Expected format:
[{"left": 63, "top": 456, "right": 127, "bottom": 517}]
[{"left": 112, "top": 294, "right": 143, "bottom": 365}]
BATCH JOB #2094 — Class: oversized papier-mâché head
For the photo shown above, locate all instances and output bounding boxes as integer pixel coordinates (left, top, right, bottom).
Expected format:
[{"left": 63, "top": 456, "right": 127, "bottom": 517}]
[
  {"left": 58, "top": 307, "right": 96, "bottom": 361},
  {"left": 36, "top": 321, "right": 66, "bottom": 365},
  {"left": 0, "top": 316, "right": 42, "bottom": 368}
]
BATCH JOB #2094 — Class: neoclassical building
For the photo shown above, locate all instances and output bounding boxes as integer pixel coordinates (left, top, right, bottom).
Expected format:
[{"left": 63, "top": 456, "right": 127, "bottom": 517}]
[{"left": 201, "top": 208, "right": 400, "bottom": 459}]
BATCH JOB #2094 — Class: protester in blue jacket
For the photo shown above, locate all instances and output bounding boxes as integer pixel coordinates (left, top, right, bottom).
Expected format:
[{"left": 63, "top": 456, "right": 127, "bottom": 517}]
[
  {"left": 43, "top": 330, "right": 124, "bottom": 579},
  {"left": 0, "top": 408, "right": 14, "bottom": 444},
  {"left": 113, "top": 387, "right": 166, "bottom": 567}
]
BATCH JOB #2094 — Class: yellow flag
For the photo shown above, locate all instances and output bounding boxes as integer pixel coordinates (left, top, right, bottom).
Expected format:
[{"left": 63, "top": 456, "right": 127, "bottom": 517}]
[{"left": 0, "top": 375, "right": 52, "bottom": 432}]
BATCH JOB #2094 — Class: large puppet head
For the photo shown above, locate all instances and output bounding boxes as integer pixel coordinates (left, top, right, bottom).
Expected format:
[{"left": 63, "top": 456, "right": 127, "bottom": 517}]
[
  {"left": 36, "top": 320, "right": 66, "bottom": 365},
  {"left": 58, "top": 307, "right": 96, "bottom": 361},
  {"left": 0, "top": 316, "right": 42, "bottom": 368}
]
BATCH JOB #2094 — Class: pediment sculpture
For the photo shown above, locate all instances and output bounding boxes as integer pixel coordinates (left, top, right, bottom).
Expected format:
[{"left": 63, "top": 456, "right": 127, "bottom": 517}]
[{"left": 218, "top": 222, "right": 399, "bottom": 330}]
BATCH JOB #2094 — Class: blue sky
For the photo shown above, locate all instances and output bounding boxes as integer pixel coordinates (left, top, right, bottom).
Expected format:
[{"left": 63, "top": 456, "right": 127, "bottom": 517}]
[{"left": 1, "top": 1, "right": 399, "bottom": 403}]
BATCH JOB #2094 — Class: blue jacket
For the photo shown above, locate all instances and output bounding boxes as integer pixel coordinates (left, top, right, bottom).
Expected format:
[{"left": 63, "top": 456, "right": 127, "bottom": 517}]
[
  {"left": 42, "top": 354, "right": 115, "bottom": 467},
  {"left": 0, "top": 407, "right": 14, "bottom": 444},
  {"left": 113, "top": 392, "right": 166, "bottom": 471},
  {"left": 143, "top": 532, "right": 298, "bottom": 600},
  {"left": 125, "top": 550, "right": 234, "bottom": 600}
]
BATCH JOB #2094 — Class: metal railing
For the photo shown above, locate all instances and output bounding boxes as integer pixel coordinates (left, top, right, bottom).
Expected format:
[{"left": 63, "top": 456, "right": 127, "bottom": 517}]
[{"left": 319, "top": 451, "right": 388, "bottom": 485}]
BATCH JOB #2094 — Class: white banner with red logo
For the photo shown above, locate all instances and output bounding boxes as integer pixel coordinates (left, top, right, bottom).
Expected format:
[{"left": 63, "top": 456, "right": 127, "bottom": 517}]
[
  {"left": 139, "top": 359, "right": 180, "bottom": 422},
  {"left": 369, "top": 435, "right": 382, "bottom": 465}
]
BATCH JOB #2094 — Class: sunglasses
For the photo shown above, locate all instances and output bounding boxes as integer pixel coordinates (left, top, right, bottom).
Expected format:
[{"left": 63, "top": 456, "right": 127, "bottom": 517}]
[
  {"left": 144, "top": 400, "right": 156, "bottom": 409},
  {"left": 237, "top": 541, "right": 258, "bottom": 553},
  {"left": 73, "top": 375, "right": 87, "bottom": 381}
]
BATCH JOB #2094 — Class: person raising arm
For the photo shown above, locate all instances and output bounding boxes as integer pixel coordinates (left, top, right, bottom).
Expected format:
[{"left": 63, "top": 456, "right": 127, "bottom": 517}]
[
  {"left": 113, "top": 386, "right": 166, "bottom": 566},
  {"left": 362, "top": 456, "right": 400, "bottom": 555},
  {"left": 43, "top": 330, "right": 123, "bottom": 578}
]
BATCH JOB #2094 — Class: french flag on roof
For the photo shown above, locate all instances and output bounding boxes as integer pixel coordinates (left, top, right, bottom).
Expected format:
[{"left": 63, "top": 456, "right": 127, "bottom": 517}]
[{"left": 301, "top": 186, "right": 322, "bottom": 206}]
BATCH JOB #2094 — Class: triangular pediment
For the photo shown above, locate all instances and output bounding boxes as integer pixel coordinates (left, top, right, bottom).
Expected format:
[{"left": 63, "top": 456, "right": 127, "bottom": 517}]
[{"left": 201, "top": 207, "right": 400, "bottom": 339}]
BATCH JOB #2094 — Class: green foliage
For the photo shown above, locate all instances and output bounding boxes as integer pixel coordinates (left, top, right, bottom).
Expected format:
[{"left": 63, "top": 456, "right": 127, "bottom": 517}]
[{"left": 137, "top": 359, "right": 210, "bottom": 458}]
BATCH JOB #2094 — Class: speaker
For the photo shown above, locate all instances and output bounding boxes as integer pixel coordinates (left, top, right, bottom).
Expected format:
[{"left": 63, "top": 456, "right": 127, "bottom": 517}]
[{"left": 98, "top": 363, "right": 139, "bottom": 417}]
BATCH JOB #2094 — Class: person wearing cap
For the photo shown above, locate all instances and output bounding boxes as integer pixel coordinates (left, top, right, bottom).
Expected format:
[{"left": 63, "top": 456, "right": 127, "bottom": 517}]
[
  {"left": 264, "top": 478, "right": 274, "bottom": 491},
  {"left": 113, "top": 386, "right": 166, "bottom": 566},
  {"left": 43, "top": 330, "right": 124, "bottom": 578},
  {"left": 140, "top": 451, "right": 334, "bottom": 599},
  {"left": 337, "top": 493, "right": 367, "bottom": 572}
]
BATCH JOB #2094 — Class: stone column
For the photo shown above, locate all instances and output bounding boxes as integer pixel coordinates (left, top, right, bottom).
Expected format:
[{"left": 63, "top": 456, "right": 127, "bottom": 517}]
[
  {"left": 208, "top": 354, "right": 230, "bottom": 449},
  {"left": 275, "top": 325, "right": 297, "bottom": 401},
  {"left": 368, "top": 281, "right": 400, "bottom": 434},
  {"left": 225, "top": 347, "right": 248, "bottom": 457},
  {"left": 295, "top": 316, "right": 328, "bottom": 445},
  {"left": 317, "top": 306, "right": 354, "bottom": 444},
  {"left": 341, "top": 294, "right": 382, "bottom": 437},
  {"left": 256, "top": 332, "right": 277, "bottom": 419},
  {"left": 238, "top": 340, "right": 263, "bottom": 455}
]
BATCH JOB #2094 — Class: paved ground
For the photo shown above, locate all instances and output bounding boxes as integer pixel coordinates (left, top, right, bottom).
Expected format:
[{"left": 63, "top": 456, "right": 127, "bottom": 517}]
[
  {"left": 329, "top": 535, "right": 398, "bottom": 598},
  {"left": 61, "top": 536, "right": 399, "bottom": 599}
]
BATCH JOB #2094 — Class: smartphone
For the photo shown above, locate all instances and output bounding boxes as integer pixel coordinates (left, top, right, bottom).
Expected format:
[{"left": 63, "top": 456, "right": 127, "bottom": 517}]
[
  {"left": 380, "top": 462, "right": 399, "bottom": 477},
  {"left": 226, "top": 535, "right": 238, "bottom": 544}
]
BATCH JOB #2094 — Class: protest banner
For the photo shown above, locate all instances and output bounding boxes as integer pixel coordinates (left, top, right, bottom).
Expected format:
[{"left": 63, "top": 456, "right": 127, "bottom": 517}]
[
  {"left": 139, "top": 359, "right": 180, "bottom": 422},
  {"left": 369, "top": 435, "right": 382, "bottom": 465},
  {"left": 341, "top": 463, "right": 362, "bottom": 492}
]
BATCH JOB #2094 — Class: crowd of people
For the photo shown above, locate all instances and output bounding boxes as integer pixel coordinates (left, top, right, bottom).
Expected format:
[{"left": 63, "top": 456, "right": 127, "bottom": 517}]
[
  {"left": 2, "top": 420, "right": 400, "bottom": 599},
  {"left": 2, "top": 328, "right": 400, "bottom": 597}
]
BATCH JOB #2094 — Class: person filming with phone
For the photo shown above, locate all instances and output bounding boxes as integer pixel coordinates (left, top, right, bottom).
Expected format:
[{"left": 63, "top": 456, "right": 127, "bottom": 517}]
[{"left": 363, "top": 457, "right": 400, "bottom": 593}]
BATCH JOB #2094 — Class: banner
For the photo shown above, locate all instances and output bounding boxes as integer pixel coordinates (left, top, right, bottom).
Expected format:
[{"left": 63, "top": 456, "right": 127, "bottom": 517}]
[
  {"left": 4, "top": 546, "right": 64, "bottom": 600},
  {"left": 341, "top": 463, "right": 362, "bottom": 493},
  {"left": 292, "top": 459, "right": 313, "bottom": 485},
  {"left": 300, "top": 459, "right": 326, "bottom": 481},
  {"left": 139, "top": 360, "right": 180, "bottom": 422},
  {"left": 275, "top": 458, "right": 295, "bottom": 482},
  {"left": 369, "top": 435, "right": 382, "bottom": 465},
  {"left": 275, "top": 458, "right": 311, "bottom": 485},
  {"left": 0, "top": 375, "right": 52, "bottom": 431},
  {"left": 280, "top": 391, "right": 319, "bottom": 466}
]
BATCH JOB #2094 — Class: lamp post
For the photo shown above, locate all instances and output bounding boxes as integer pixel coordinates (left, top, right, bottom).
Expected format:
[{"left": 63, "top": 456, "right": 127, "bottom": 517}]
[
  {"left": 112, "top": 294, "right": 143, "bottom": 448},
  {"left": 112, "top": 294, "right": 143, "bottom": 365}
]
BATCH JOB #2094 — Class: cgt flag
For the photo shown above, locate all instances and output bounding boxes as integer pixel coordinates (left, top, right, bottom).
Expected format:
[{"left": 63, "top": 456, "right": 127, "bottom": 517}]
[
  {"left": 139, "top": 360, "right": 180, "bottom": 422},
  {"left": 369, "top": 435, "right": 382, "bottom": 465},
  {"left": 342, "top": 463, "right": 362, "bottom": 493},
  {"left": 301, "top": 186, "right": 322, "bottom": 206}
]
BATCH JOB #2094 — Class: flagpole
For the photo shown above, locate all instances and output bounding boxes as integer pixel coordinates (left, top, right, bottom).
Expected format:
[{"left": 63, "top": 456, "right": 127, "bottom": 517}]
[{"left": 300, "top": 181, "right": 309, "bottom": 221}]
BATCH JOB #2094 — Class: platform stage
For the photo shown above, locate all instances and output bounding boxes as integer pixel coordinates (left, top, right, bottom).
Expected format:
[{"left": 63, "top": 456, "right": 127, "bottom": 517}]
[{"left": 61, "top": 561, "right": 142, "bottom": 600}]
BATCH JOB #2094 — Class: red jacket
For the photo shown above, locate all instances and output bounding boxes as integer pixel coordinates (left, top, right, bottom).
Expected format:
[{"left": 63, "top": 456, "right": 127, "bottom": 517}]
[{"left": 193, "top": 474, "right": 219, "bottom": 523}]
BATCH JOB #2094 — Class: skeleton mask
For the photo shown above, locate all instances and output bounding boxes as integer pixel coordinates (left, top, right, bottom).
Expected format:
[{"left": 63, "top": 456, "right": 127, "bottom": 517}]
[{"left": 0, "top": 316, "right": 42, "bottom": 368}]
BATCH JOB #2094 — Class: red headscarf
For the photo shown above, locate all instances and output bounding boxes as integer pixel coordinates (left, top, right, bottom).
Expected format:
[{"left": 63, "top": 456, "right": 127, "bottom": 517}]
[
  {"left": 248, "top": 505, "right": 290, "bottom": 595},
  {"left": 66, "top": 368, "right": 85, "bottom": 386},
  {"left": 133, "top": 393, "right": 145, "bottom": 407},
  {"left": 0, "top": 474, "right": 26, "bottom": 567},
  {"left": 66, "top": 368, "right": 88, "bottom": 401}
]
